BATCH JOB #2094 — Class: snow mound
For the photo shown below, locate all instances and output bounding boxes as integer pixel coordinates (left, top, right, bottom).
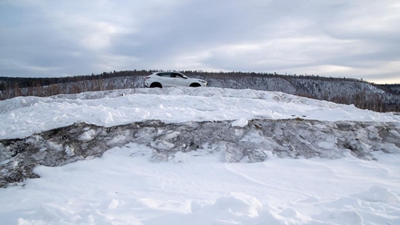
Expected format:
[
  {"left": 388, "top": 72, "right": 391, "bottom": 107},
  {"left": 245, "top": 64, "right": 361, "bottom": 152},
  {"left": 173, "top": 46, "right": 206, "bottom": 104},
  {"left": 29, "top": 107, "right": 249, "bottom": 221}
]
[
  {"left": 352, "top": 185, "right": 400, "bottom": 203},
  {"left": 1, "top": 87, "right": 399, "bottom": 139},
  {"left": 213, "top": 193, "right": 263, "bottom": 216}
]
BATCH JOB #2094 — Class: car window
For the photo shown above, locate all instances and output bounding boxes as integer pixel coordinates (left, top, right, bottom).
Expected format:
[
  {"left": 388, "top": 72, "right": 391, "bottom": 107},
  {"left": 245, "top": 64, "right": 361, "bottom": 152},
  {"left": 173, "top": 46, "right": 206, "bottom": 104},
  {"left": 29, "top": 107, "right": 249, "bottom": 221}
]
[
  {"left": 157, "top": 73, "right": 171, "bottom": 77},
  {"left": 156, "top": 72, "right": 186, "bottom": 78},
  {"left": 172, "top": 73, "right": 182, "bottom": 78}
]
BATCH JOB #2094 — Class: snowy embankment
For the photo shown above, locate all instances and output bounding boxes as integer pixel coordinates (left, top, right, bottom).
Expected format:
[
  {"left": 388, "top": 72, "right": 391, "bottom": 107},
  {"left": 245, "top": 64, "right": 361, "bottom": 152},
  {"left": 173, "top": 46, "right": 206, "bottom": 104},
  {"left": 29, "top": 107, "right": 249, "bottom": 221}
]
[
  {"left": 1, "top": 87, "right": 399, "bottom": 140},
  {"left": 1, "top": 87, "right": 400, "bottom": 225}
]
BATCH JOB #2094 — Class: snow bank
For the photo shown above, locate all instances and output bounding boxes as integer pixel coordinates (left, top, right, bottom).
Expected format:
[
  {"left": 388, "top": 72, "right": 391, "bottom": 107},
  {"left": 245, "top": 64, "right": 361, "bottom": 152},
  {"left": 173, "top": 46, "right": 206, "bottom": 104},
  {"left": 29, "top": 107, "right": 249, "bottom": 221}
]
[
  {"left": 2, "top": 119, "right": 399, "bottom": 187},
  {"left": 1, "top": 87, "right": 400, "bottom": 224},
  {"left": 1, "top": 87, "right": 399, "bottom": 139}
]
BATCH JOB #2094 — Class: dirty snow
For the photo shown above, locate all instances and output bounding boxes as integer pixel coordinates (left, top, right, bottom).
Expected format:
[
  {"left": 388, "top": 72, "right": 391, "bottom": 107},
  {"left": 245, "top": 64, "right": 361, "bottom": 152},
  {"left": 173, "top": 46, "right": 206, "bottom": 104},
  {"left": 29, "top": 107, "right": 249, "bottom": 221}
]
[{"left": 0, "top": 87, "right": 400, "bottom": 225}]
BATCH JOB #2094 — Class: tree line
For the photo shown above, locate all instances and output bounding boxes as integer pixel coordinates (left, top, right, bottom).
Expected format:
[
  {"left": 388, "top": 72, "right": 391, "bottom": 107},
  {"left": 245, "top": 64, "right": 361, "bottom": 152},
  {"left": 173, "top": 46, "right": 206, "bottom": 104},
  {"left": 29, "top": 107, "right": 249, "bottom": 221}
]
[{"left": 0, "top": 70, "right": 399, "bottom": 112}]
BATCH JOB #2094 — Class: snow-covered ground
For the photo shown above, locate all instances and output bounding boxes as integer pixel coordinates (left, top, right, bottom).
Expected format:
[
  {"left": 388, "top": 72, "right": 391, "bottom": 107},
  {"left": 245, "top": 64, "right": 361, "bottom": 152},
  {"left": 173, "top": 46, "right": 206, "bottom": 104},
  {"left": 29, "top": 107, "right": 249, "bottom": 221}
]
[
  {"left": 1, "top": 87, "right": 400, "bottom": 224},
  {"left": 1, "top": 88, "right": 399, "bottom": 139}
]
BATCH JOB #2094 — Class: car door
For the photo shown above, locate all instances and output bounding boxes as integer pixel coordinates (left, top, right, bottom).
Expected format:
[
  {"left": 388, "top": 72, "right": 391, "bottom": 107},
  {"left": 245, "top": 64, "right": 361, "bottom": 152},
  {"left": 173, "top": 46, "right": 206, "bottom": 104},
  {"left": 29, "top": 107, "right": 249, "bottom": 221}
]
[
  {"left": 159, "top": 72, "right": 173, "bottom": 87},
  {"left": 171, "top": 73, "right": 189, "bottom": 86}
]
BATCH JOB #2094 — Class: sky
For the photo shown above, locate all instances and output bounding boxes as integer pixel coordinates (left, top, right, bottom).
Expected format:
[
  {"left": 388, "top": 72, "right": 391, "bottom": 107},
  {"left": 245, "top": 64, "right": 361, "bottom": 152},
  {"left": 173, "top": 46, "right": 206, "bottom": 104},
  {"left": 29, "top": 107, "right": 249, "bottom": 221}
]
[{"left": 0, "top": 0, "right": 399, "bottom": 84}]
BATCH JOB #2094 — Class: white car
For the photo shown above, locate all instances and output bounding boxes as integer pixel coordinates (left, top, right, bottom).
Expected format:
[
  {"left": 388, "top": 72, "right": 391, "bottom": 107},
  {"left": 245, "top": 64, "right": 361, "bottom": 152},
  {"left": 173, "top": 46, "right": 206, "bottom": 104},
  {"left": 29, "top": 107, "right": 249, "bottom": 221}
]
[{"left": 145, "top": 72, "right": 207, "bottom": 88}]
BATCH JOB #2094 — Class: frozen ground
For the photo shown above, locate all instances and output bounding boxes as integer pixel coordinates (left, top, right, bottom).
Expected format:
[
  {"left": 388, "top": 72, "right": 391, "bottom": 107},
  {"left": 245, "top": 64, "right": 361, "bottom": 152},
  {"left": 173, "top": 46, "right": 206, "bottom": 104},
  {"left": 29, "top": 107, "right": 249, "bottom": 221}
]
[{"left": 0, "top": 87, "right": 400, "bottom": 224}]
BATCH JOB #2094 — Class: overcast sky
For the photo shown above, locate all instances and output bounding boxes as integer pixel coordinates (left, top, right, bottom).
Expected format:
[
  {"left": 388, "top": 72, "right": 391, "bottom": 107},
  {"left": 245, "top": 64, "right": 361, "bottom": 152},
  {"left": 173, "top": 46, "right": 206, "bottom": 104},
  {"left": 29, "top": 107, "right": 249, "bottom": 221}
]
[{"left": 1, "top": 0, "right": 399, "bottom": 84}]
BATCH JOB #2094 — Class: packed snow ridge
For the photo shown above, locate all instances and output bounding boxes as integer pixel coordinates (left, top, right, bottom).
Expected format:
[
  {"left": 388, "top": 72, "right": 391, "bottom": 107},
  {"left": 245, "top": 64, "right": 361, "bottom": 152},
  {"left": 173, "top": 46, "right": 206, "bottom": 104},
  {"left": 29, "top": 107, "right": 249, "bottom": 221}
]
[
  {"left": 1, "top": 87, "right": 400, "bottom": 224},
  {"left": 1, "top": 87, "right": 399, "bottom": 140},
  {"left": 1, "top": 87, "right": 400, "bottom": 186},
  {"left": 1, "top": 118, "right": 400, "bottom": 187}
]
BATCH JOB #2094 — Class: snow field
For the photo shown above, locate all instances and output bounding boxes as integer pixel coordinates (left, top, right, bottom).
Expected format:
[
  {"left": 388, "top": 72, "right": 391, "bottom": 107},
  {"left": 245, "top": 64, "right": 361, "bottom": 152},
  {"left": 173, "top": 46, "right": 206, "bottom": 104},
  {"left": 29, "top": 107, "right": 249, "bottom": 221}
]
[{"left": 0, "top": 144, "right": 399, "bottom": 224}]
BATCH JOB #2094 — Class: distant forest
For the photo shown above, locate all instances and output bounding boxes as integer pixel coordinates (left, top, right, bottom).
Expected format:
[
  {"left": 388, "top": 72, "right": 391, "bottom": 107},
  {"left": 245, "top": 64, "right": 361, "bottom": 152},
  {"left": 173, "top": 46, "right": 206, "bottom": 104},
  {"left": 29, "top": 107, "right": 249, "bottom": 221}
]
[{"left": 0, "top": 70, "right": 399, "bottom": 112}]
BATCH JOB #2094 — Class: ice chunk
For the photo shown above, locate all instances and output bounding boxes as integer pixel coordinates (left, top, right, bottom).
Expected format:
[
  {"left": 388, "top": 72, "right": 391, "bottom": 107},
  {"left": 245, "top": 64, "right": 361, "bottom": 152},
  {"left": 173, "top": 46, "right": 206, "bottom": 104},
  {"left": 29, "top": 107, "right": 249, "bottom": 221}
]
[
  {"left": 151, "top": 140, "right": 175, "bottom": 151},
  {"left": 232, "top": 118, "right": 248, "bottom": 128},
  {"left": 318, "top": 141, "right": 335, "bottom": 149},
  {"left": 65, "top": 145, "right": 75, "bottom": 156},
  {"left": 78, "top": 129, "right": 96, "bottom": 141}
]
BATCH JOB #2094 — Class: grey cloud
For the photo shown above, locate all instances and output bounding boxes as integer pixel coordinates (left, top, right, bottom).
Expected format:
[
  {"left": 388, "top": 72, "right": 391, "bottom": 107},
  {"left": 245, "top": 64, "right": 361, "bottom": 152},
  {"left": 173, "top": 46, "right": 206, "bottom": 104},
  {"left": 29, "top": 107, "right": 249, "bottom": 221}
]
[{"left": 0, "top": 0, "right": 399, "bottom": 83}]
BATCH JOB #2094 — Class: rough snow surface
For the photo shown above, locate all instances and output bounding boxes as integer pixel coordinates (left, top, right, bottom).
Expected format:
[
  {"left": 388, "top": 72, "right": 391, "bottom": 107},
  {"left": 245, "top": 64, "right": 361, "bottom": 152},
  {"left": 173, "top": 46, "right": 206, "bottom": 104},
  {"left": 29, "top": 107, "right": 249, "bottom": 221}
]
[
  {"left": 0, "top": 87, "right": 399, "bottom": 139},
  {"left": 0, "top": 144, "right": 399, "bottom": 225},
  {"left": 0, "top": 87, "right": 400, "bottom": 224}
]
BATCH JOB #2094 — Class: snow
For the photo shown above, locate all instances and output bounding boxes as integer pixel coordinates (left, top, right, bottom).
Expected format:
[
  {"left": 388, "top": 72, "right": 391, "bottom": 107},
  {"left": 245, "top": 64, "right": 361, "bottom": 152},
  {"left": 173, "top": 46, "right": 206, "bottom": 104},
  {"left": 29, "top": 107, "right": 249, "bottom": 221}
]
[
  {"left": 232, "top": 118, "right": 248, "bottom": 128},
  {"left": 1, "top": 87, "right": 399, "bottom": 139},
  {"left": 1, "top": 145, "right": 399, "bottom": 225},
  {"left": 78, "top": 129, "right": 96, "bottom": 141},
  {"left": 1, "top": 87, "right": 400, "bottom": 224}
]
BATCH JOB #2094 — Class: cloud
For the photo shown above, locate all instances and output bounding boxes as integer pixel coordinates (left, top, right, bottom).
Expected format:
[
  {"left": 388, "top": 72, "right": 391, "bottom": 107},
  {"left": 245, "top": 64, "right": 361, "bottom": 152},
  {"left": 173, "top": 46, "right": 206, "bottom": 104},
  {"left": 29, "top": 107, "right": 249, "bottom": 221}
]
[{"left": 0, "top": 0, "right": 399, "bottom": 83}]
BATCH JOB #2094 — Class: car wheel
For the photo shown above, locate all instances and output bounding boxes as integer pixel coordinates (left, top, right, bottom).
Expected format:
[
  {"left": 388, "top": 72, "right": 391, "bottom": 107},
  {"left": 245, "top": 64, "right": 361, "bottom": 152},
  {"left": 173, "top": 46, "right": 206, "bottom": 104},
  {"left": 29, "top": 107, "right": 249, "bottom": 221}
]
[
  {"left": 190, "top": 83, "right": 201, "bottom": 87},
  {"left": 150, "top": 83, "right": 162, "bottom": 88}
]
